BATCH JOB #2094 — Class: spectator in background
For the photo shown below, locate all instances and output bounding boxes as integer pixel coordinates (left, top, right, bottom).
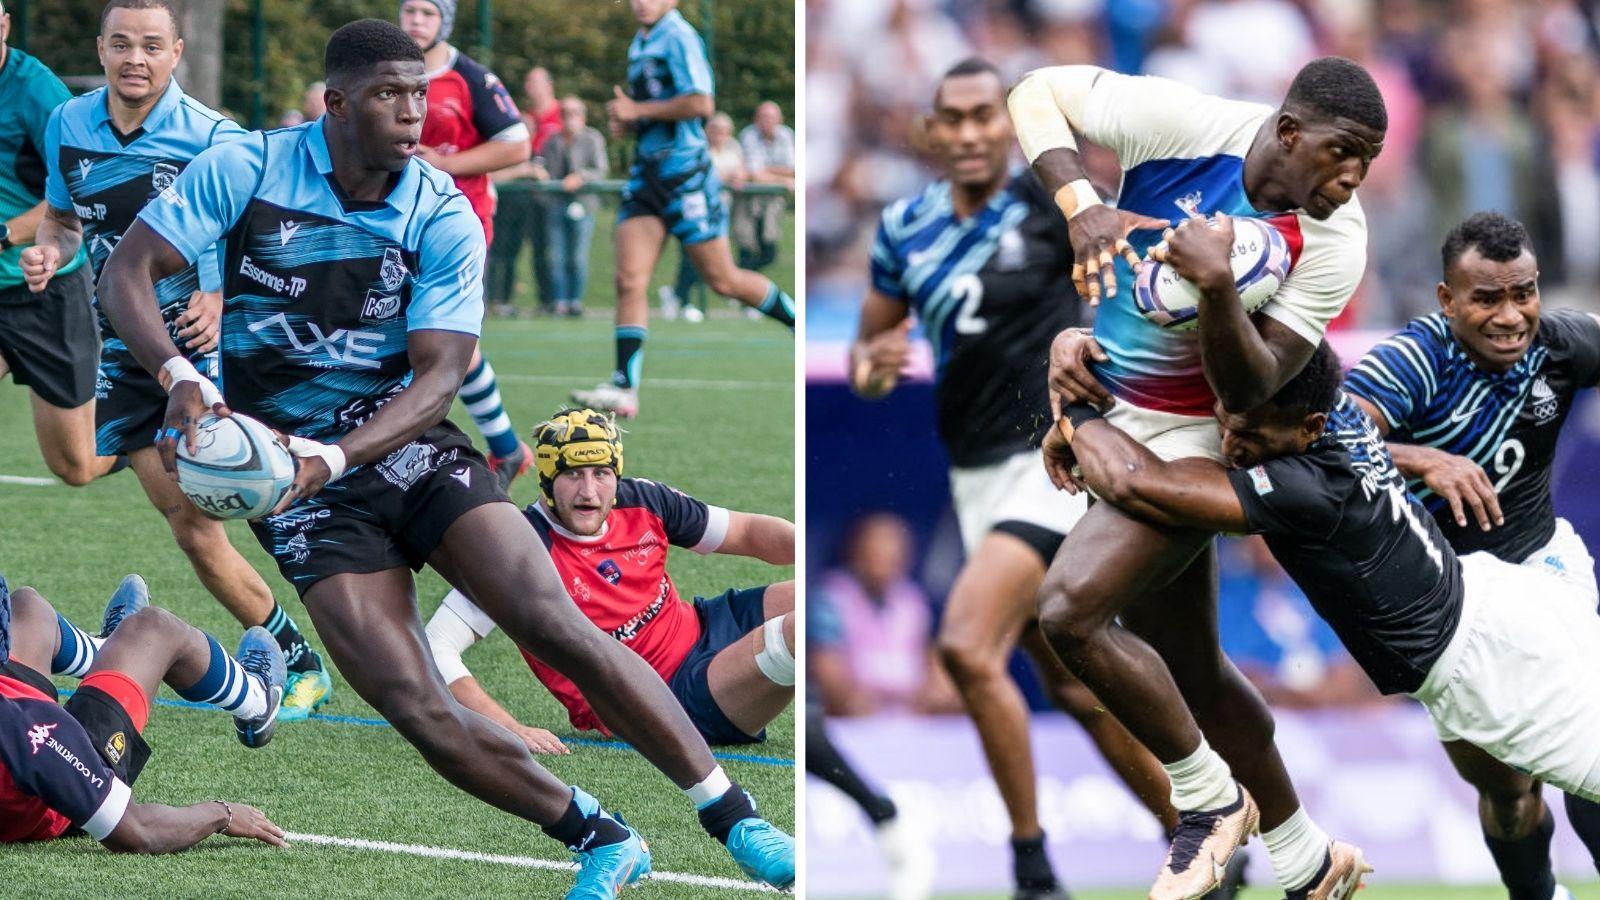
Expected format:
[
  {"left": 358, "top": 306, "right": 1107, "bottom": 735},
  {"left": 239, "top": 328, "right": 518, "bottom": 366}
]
[
  {"left": 661, "top": 112, "right": 748, "bottom": 322},
  {"left": 1217, "top": 538, "right": 1387, "bottom": 709},
  {"left": 811, "top": 513, "right": 961, "bottom": 717},
  {"left": 302, "top": 80, "right": 326, "bottom": 120},
  {"left": 488, "top": 66, "right": 562, "bottom": 317},
  {"left": 540, "top": 96, "right": 608, "bottom": 318},
  {"left": 735, "top": 101, "right": 794, "bottom": 274}
]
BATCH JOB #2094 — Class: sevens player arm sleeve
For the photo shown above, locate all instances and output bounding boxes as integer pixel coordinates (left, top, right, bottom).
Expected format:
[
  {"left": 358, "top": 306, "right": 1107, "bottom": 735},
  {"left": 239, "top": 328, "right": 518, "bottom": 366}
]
[
  {"left": 426, "top": 589, "right": 498, "bottom": 685},
  {"left": 1069, "top": 419, "right": 1252, "bottom": 533}
]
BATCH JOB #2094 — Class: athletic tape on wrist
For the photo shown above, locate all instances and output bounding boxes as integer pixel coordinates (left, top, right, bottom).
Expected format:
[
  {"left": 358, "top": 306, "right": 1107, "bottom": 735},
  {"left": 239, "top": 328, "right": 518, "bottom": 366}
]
[
  {"left": 1063, "top": 402, "right": 1104, "bottom": 431},
  {"left": 284, "top": 435, "right": 348, "bottom": 484},
  {"left": 160, "top": 356, "right": 225, "bottom": 410},
  {"left": 1053, "top": 179, "right": 1102, "bottom": 221}
]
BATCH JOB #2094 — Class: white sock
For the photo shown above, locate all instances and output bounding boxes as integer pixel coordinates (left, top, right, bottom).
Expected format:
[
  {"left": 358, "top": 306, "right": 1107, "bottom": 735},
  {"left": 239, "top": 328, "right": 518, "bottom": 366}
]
[
  {"left": 686, "top": 766, "right": 733, "bottom": 809},
  {"left": 1161, "top": 739, "right": 1239, "bottom": 813},
  {"left": 1262, "top": 806, "right": 1331, "bottom": 890},
  {"left": 230, "top": 673, "right": 270, "bottom": 720}
]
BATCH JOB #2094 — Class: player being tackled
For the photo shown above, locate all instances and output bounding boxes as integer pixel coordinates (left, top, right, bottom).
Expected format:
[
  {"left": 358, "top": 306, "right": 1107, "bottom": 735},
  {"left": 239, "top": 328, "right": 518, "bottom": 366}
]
[{"left": 0, "top": 573, "right": 285, "bottom": 850}]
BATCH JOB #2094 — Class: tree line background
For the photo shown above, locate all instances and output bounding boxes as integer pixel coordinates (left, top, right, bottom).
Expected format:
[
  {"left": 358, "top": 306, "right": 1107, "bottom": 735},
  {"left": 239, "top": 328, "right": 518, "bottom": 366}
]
[{"left": 19, "top": 0, "right": 794, "bottom": 163}]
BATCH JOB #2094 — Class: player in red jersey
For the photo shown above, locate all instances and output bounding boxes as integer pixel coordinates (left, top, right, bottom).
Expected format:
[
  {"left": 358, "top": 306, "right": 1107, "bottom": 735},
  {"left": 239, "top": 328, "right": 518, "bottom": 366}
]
[
  {"left": 397, "top": 0, "right": 534, "bottom": 487},
  {"left": 425, "top": 408, "right": 795, "bottom": 752},
  {"left": 0, "top": 574, "right": 285, "bottom": 850}
]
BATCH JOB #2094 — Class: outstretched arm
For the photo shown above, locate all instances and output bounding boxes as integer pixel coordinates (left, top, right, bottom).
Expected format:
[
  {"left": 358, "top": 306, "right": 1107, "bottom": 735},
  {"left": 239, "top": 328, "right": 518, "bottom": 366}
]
[
  {"left": 103, "top": 800, "right": 286, "bottom": 853},
  {"left": 425, "top": 595, "right": 569, "bottom": 755},
  {"left": 1056, "top": 413, "right": 1249, "bottom": 533},
  {"left": 716, "top": 511, "right": 795, "bottom": 566}
]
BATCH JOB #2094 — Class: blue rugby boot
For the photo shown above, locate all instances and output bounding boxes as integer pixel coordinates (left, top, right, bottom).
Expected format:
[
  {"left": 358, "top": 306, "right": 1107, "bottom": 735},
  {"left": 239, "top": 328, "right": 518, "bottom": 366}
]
[
  {"left": 726, "top": 817, "right": 796, "bottom": 890},
  {"left": 233, "top": 627, "right": 285, "bottom": 749},
  {"left": 98, "top": 574, "right": 149, "bottom": 638},
  {"left": 564, "top": 787, "right": 651, "bottom": 899},
  {"left": 277, "top": 665, "right": 334, "bottom": 722}
]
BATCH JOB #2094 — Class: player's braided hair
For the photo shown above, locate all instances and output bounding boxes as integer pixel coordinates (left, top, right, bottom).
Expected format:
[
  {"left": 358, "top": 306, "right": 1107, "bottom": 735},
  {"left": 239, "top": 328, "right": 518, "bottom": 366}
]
[
  {"left": 324, "top": 19, "right": 423, "bottom": 82},
  {"left": 1441, "top": 211, "right": 1532, "bottom": 274},
  {"left": 1267, "top": 340, "right": 1342, "bottom": 417},
  {"left": 1283, "top": 57, "right": 1387, "bottom": 134},
  {"left": 100, "top": 0, "right": 182, "bottom": 38}
]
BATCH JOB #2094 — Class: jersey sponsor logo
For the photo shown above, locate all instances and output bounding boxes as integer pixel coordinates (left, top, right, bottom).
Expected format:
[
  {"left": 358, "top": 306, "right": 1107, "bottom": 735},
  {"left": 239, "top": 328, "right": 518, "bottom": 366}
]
[
  {"left": 335, "top": 384, "right": 405, "bottom": 431},
  {"left": 1248, "top": 466, "right": 1274, "bottom": 495},
  {"left": 158, "top": 185, "right": 187, "bottom": 208},
  {"left": 73, "top": 201, "right": 108, "bottom": 221},
  {"left": 151, "top": 162, "right": 179, "bottom": 193},
  {"left": 622, "top": 529, "right": 661, "bottom": 566},
  {"left": 238, "top": 255, "right": 308, "bottom": 298},
  {"left": 247, "top": 313, "right": 386, "bottom": 369},
  {"left": 76, "top": 158, "right": 94, "bottom": 181},
  {"left": 360, "top": 289, "right": 402, "bottom": 323},
  {"left": 278, "top": 219, "right": 302, "bottom": 246},
  {"left": 680, "top": 191, "right": 708, "bottom": 221},
  {"left": 1530, "top": 375, "right": 1558, "bottom": 423},
  {"left": 378, "top": 441, "right": 439, "bottom": 491},
  {"left": 103, "top": 731, "right": 126, "bottom": 765},
  {"left": 89, "top": 233, "right": 119, "bottom": 259},
  {"left": 569, "top": 574, "right": 593, "bottom": 605},
  {"left": 597, "top": 558, "right": 622, "bottom": 585},
  {"left": 268, "top": 506, "right": 332, "bottom": 533},
  {"left": 379, "top": 247, "right": 408, "bottom": 291},
  {"left": 610, "top": 578, "right": 670, "bottom": 642},
  {"left": 28, "top": 722, "right": 57, "bottom": 754},
  {"left": 1175, "top": 190, "right": 1203, "bottom": 218}
]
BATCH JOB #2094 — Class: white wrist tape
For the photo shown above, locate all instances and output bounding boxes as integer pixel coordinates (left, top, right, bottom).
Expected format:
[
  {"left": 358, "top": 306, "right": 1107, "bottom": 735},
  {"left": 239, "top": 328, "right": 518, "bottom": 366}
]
[
  {"left": 160, "top": 356, "right": 225, "bottom": 410},
  {"left": 1053, "top": 178, "right": 1103, "bottom": 221},
  {"left": 283, "top": 435, "right": 348, "bottom": 485}
]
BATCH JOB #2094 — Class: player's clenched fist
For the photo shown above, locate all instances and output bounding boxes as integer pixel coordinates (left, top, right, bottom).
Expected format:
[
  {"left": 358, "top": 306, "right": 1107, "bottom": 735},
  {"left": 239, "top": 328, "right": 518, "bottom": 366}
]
[
  {"left": 1152, "top": 213, "right": 1236, "bottom": 294},
  {"left": 849, "top": 318, "right": 914, "bottom": 399},
  {"left": 18, "top": 244, "right": 60, "bottom": 293}
]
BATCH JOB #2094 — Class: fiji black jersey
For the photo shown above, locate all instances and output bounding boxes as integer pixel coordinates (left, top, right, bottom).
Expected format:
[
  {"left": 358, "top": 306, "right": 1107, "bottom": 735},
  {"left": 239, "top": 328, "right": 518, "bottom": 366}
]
[
  {"left": 44, "top": 80, "right": 243, "bottom": 343},
  {"left": 1345, "top": 310, "right": 1600, "bottom": 561},
  {"left": 1226, "top": 394, "right": 1466, "bottom": 694},
  {"left": 870, "top": 170, "right": 1080, "bottom": 467},
  {"left": 136, "top": 120, "right": 486, "bottom": 442}
]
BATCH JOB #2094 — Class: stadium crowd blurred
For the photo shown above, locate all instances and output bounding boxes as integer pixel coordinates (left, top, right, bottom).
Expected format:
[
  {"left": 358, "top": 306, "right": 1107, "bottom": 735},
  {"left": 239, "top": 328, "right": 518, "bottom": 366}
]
[{"left": 807, "top": 0, "right": 1600, "bottom": 330}]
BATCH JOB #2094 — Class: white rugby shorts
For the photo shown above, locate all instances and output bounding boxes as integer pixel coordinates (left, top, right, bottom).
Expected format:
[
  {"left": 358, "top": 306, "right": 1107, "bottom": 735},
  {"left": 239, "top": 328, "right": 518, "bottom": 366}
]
[
  {"left": 1521, "top": 517, "right": 1598, "bottom": 607},
  {"left": 949, "top": 450, "right": 1087, "bottom": 556},
  {"left": 1101, "top": 401, "right": 1225, "bottom": 464}
]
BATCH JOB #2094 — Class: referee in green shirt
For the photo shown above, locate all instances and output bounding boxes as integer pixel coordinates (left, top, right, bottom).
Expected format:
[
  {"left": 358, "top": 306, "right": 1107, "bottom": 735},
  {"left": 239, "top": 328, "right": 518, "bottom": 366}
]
[{"left": 0, "top": 2, "right": 104, "bottom": 485}]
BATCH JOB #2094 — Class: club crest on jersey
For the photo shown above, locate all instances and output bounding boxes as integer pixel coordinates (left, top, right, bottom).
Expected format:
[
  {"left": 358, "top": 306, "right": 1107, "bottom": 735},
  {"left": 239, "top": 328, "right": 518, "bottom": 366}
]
[
  {"left": 103, "top": 731, "right": 126, "bottom": 765},
  {"left": 996, "top": 228, "right": 1026, "bottom": 270},
  {"left": 597, "top": 559, "right": 622, "bottom": 585},
  {"left": 1530, "top": 375, "right": 1559, "bottom": 423},
  {"left": 1175, "top": 190, "right": 1203, "bottom": 218},
  {"left": 151, "top": 162, "right": 180, "bottom": 193},
  {"left": 28, "top": 722, "right": 57, "bottom": 755},
  {"left": 380, "top": 247, "right": 409, "bottom": 292},
  {"left": 378, "top": 441, "right": 439, "bottom": 491}
]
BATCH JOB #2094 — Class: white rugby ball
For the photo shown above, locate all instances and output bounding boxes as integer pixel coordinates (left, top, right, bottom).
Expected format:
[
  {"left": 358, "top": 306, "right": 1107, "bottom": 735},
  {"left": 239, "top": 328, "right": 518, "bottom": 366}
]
[
  {"left": 1133, "top": 216, "right": 1291, "bottom": 331},
  {"left": 175, "top": 412, "right": 294, "bottom": 520}
]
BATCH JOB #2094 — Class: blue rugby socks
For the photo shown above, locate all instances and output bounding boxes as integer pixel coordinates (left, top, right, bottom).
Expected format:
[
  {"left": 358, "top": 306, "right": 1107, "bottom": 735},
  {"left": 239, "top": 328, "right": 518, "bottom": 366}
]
[
  {"left": 50, "top": 612, "right": 101, "bottom": 678},
  {"left": 613, "top": 326, "right": 647, "bottom": 389},
  {"left": 260, "top": 602, "right": 319, "bottom": 675},
  {"left": 461, "top": 357, "right": 519, "bottom": 459},
  {"left": 756, "top": 282, "right": 795, "bottom": 329},
  {"left": 174, "top": 633, "right": 269, "bottom": 719}
]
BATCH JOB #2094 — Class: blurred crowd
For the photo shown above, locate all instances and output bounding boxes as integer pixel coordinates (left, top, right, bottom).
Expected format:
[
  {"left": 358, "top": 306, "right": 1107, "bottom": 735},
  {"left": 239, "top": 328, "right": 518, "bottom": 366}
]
[
  {"left": 807, "top": 0, "right": 1600, "bottom": 327},
  {"left": 281, "top": 68, "right": 795, "bottom": 318}
]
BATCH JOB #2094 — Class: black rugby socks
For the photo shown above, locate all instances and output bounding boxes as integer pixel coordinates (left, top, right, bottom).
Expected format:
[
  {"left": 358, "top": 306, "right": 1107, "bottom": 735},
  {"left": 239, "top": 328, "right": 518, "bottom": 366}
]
[
  {"left": 261, "top": 602, "right": 319, "bottom": 675},
  {"left": 1564, "top": 792, "right": 1600, "bottom": 874},
  {"left": 804, "top": 707, "right": 898, "bottom": 825},
  {"left": 1483, "top": 807, "right": 1558, "bottom": 900},
  {"left": 1012, "top": 833, "right": 1062, "bottom": 893}
]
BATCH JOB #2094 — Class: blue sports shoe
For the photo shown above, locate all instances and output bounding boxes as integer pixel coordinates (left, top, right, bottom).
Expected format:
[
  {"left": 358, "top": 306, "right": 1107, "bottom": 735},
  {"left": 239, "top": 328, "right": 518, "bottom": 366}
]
[
  {"left": 566, "top": 787, "right": 652, "bottom": 899},
  {"left": 233, "top": 627, "right": 285, "bottom": 749},
  {"left": 726, "top": 818, "right": 795, "bottom": 890},
  {"left": 276, "top": 667, "right": 334, "bottom": 722},
  {"left": 98, "top": 574, "right": 149, "bottom": 638}
]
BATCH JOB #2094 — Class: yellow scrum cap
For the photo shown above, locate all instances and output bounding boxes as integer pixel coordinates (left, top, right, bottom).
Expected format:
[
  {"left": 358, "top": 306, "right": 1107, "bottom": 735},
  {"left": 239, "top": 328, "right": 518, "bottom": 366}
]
[{"left": 533, "top": 408, "right": 624, "bottom": 498}]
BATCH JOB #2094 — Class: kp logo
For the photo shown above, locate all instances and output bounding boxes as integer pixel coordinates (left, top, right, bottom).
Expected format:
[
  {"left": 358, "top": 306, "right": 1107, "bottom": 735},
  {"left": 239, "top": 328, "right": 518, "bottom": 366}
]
[
  {"left": 151, "top": 162, "right": 180, "bottom": 193},
  {"left": 361, "top": 289, "right": 402, "bottom": 322},
  {"left": 28, "top": 722, "right": 57, "bottom": 755},
  {"left": 597, "top": 559, "right": 622, "bottom": 585},
  {"left": 379, "top": 247, "right": 408, "bottom": 291}
]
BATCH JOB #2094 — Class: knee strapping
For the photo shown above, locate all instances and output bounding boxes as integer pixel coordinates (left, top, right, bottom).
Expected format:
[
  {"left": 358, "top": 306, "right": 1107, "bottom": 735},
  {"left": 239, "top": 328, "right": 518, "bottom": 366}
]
[{"left": 754, "top": 617, "right": 794, "bottom": 686}]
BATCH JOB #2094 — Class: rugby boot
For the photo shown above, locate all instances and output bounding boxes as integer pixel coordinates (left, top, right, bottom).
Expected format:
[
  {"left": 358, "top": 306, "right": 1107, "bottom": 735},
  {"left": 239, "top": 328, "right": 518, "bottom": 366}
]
[
  {"left": 98, "top": 574, "right": 149, "bottom": 638},
  {"left": 876, "top": 817, "right": 937, "bottom": 900},
  {"left": 1012, "top": 887, "right": 1072, "bottom": 900},
  {"left": 233, "top": 627, "right": 285, "bottom": 749},
  {"left": 571, "top": 384, "right": 639, "bottom": 419},
  {"left": 565, "top": 788, "right": 652, "bottom": 899},
  {"left": 1150, "top": 784, "right": 1259, "bottom": 900},
  {"left": 1203, "top": 847, "right": 1248, "bottom": 899},
  {"left": 726, "top": 817, "right": 796, "bottom": 890},
  {"left": 1284, "top": 841, "right": 1373, "bottom": 900},
  {"left": 276, "top": 665, "right": 334, "bottom": 722},
  {"left": 488, "top": 439, "right": 533, "bottom": 491}
]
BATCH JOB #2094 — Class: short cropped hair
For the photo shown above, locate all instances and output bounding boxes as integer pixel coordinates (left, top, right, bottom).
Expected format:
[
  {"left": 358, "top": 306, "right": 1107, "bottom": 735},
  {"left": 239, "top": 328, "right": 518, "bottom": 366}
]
[
  {"left": 934, "top": 57, "right": 1002, "bottom": 106},
  {"left": 1267, "top": 341, "right": 1343, "bottom": 417},
  {"left": 101, "top": 0, "right": 181, "bottom": 38},
  {"left": 324, "top": 19, "right": 423, "bottom": 82},
  {"left": 1283, "top": 57, "right": 1386, "bottom": 134},
  {"left": 1441, "top": 211, "right": 1533, "bottom": 274}
]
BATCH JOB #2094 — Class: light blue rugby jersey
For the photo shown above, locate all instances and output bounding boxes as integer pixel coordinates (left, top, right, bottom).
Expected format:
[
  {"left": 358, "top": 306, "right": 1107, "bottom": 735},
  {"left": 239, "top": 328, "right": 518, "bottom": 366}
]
[
  {"left": 627, "top": 8, "right": 714, "bottom": 160},
  {"left": 44, "top": 79, "right": 241, "bottom": 321},
  {"left": 136, "top": 119, "right": 485, "bottom": 442}
]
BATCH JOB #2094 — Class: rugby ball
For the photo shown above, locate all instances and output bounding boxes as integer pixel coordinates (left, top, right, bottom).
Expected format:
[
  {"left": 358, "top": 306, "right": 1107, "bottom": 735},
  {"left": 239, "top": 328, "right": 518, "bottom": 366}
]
[
  {"left": 1133, "top": 216, "right": 1291, "bottom": 331},
  {"left": 175, "top": 413, "right": 294, "bottom": 520}
]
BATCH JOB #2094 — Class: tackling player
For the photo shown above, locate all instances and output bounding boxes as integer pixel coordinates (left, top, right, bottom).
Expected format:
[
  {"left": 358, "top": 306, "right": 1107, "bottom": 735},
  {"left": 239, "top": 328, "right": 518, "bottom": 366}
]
[
  {"left": 1, "top": 573, "right": 286, "bottom": 850},
  {"left": 572, "top": 0, "right": 794, "bottom": 420},
  {"left": 98, "top": 21, "right": 792, "bottom": 895},
  {"left": 0, "top": 0, "right": 103, "bottom": 487},
  {"left": 1010, "top": 57, "right": 1384, "bottom": 897},
  {"left": 396, "top": 0, "right": 534, "bottom": 487},
  {"left": 18, "top": 0, "right": 334, "bottom": 722},
  {"left": 851, "top": 58, "right": 1181, "bottom": 899},
  {"left": 1345, "top": 212, "right": 1600, "bottom": 900},
  {"left": 1045, "top": 343, "right": 1600, "bottom": 867},
  {"left": 426, "top": 408, "right": 795, "bottom": 751}
]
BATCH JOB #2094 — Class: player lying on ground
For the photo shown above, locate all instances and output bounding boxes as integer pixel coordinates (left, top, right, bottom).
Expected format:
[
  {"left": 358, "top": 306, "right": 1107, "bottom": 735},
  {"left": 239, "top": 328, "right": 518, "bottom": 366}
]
[
  {"left": 1345, "top": 211, "right": 1600, "bottom": 900},
  {"left": 851, "top": 57, "right": 1186, "bottom": 899},
  {"left": 1045, "top": 343, "right": 1600, "bottom": 870},
  {"left": 18, "top": 0, "right": 335, "bottom": 721},
  {"left": 0, "top": 573, "right": 285, "bottom": 850},
  {"left": 97, "top": 20, "right": 792, "bottom": 897},
  {"left": 572, "top": 0, "right": 794, "bottom": 420},
  {"left": 1011, "top": 56, "right": 1384, "bottom": 900},
  {"left": 427, "top": 408, "right": 795, "bottom": 753}
]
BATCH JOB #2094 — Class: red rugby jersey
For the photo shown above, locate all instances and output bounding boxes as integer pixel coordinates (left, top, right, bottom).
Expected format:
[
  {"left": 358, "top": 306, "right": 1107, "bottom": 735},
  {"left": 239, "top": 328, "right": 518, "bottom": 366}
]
[
  {"left": 520, "top": 479, "right": 729, "bottom": 733},
  {"left": 0, "top": 675, "right": 74, "bottom": 843},
  {"left": 421, "top": 48, "right": 526, "bottom": 245}
]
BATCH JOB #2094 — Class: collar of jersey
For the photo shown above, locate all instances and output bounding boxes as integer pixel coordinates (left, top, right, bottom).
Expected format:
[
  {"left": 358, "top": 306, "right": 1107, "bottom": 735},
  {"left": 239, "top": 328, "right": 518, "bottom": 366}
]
[
  {"left": 89, "top": 77, "right": 186, "bottom": 135},
  {"left": 423, "top": 45, "right": 460, "bottom": 81},
  {"left": 533, "top": 500, "right": 610, "bottom": 543},
  {"left": 637, "top": 7, "right": 685, "bottom": 40},
  {"left": 305, "top": 117, "right": 422, "bottom": 212}
]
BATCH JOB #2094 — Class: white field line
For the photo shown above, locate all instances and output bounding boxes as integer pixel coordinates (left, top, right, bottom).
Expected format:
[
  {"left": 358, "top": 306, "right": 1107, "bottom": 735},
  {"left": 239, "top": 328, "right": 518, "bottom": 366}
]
[
  {"left": 283, "top": 831, "right": 778, "bottom": 893},
  {"left": 0, "top": 475, "right": 57, "bottom": 486},
  {"left": 494, "top": 373, "right": 790, "bottom": 391}
]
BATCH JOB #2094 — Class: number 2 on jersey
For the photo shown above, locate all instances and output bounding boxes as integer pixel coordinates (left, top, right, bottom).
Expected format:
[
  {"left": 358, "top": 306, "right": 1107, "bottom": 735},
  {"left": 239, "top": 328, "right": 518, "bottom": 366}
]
[{"left": 952, "top": 274, "right": 987, "bottom": 335}]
